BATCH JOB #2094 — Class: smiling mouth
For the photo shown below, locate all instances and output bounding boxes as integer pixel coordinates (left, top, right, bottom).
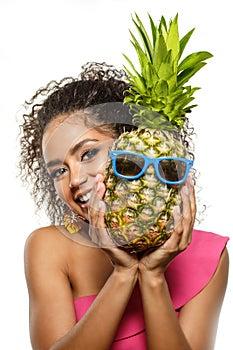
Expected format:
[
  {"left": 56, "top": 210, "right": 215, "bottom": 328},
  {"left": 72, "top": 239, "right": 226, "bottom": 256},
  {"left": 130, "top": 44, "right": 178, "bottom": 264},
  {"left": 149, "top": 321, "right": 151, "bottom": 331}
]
[{"left": 75, "top": 192, "right": 91, "bottom": 206}]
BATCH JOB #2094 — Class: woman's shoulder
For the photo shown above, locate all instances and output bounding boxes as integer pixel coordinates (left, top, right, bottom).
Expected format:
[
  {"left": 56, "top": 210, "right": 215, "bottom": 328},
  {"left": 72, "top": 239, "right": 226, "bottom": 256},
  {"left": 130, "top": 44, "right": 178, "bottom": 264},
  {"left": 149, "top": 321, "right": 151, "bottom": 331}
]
[
  {"left": 24, "top": 225, "right": 75, "bottom": 265},
  {"left": 24, "top": 224, "right": 97, "bottom": 264},
  {"left": 25, "top": 225, "right": 66, "bottom": 248}
]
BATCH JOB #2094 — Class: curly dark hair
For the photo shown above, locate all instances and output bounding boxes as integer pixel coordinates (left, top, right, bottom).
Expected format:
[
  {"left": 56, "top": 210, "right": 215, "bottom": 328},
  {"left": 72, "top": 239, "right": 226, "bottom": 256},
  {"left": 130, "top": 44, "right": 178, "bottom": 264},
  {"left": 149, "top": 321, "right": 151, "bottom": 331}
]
[
  {"left": 19, "top": 62, "right": 196, "bottom": 225},
  {"left": 19, "top": 62, "right": 137, "bottom": 224}
]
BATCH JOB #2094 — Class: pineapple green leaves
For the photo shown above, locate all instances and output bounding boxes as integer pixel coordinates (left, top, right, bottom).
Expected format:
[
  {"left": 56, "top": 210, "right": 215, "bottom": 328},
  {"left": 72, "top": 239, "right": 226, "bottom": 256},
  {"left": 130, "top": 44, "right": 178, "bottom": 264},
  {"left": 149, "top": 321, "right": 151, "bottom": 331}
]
[{"left": 123, "top": 13, "right": 213, "bottom": 129}]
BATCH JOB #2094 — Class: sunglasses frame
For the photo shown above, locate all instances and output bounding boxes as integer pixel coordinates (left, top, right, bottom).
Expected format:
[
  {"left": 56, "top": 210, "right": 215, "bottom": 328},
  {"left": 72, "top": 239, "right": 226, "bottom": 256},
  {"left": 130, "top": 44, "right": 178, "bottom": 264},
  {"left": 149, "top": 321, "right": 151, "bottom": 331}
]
[{"left": 109, "top": 150, "right": 194, "bottom": 185}]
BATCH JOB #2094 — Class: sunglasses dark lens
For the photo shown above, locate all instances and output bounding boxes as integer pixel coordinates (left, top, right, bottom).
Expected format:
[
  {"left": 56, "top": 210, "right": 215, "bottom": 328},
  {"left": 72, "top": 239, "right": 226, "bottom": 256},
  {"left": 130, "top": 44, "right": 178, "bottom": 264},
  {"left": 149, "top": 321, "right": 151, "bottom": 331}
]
[
  {"left": 158, "top": 159, "right": 186, "bottom": 183},
  {"left": 116, "top": 154, "right": 145, "bottom": 177}
]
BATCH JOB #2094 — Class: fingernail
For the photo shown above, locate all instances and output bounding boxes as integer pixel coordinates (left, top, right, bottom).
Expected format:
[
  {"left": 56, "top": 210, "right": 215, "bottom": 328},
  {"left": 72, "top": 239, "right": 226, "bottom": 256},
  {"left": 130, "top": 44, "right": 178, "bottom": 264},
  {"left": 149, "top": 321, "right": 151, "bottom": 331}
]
[
  {"left": 95, "top": 174, "right": 101, "bottom": 183},
  {"left": 173, "top": 205, "right": 181, "bottom": 214},
  {"left": 96, "top": 181, "right": 101, "bottom": 192},
  {"left": 183, "top": 185, "right": 189, "bottom": 195},
  {"left": 187, "top": 176, "right": 194, "bottom": 186},
  {"left": 98, "top": 200, "right": 105, "bottom": 212}
]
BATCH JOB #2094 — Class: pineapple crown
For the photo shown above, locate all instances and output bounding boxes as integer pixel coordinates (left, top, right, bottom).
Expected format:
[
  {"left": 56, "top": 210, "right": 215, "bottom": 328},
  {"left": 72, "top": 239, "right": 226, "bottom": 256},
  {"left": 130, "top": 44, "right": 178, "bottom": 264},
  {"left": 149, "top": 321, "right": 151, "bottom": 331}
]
[{"left": 123, "top": 13, "right": 213, "bottom": 130}]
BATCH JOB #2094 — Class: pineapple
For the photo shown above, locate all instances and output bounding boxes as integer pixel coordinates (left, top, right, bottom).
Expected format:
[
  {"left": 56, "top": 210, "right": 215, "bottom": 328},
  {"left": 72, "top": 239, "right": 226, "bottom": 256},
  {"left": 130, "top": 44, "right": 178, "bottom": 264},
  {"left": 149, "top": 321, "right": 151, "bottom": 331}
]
[{"left": 103, "top": 13, "right": 212, "bottom": 253}]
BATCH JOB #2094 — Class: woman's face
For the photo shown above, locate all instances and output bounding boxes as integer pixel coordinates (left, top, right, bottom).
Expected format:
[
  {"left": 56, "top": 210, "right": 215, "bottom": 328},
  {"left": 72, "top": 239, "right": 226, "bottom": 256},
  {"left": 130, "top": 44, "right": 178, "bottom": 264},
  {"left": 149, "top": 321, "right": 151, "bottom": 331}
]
[{"left": 42, "top": 113, "right": 114, "bottom": 220}]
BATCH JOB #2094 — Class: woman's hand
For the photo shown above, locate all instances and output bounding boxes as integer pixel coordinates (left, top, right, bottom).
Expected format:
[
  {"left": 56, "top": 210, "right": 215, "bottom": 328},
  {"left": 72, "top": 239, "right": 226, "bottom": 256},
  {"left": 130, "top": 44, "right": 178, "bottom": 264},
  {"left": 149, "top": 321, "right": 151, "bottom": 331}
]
[
  {"left": 88, "top": 174, "right": 139, "bottom": 275},
  {"left": 138, "top": 177, "right": 196, "bottom": 276},
  {"left": 89, "top": 174, "right": 196, "bottom": 279}
]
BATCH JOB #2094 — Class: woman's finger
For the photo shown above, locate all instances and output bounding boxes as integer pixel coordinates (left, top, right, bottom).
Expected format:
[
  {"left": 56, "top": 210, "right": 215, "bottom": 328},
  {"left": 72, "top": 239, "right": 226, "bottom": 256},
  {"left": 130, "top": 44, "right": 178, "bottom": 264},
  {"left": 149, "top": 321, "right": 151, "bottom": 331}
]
[
  {"left": 88, "top": 175, "right": 116, "bottom": 248},
  {"left": 88, "top": 175, "right": 105, "bottom": 223},
  {"left": 178, "top": 180, "right": 195, "bottom": 249},
  {"left": 187, "top": 177, "right": 197, "bottom": 224},
  {"left": 164, "top": 205, "right": 183, "bottom": 250}
]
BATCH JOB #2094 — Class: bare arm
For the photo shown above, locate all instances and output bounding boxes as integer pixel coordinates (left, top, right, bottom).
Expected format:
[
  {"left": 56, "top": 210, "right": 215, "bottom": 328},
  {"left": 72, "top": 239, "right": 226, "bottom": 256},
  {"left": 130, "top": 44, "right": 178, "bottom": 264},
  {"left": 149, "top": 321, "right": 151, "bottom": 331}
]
[
  {"left": 25, "top": 227, "right": 138, "bottom": 350},
  {"left": 51, "top": 269, "right": 137, "bottom": 350},
  {"left": 139, "top": 272, "right": 191, "bottom": 350},
  {"left": 139, "top": 248, "right": 228, "bottom": 350},
  {"left": 138, "top": 181, "right": 229, "bottom": 350},
  {"left": 179, "top": 247, "right": 229, "bottom": 350}
]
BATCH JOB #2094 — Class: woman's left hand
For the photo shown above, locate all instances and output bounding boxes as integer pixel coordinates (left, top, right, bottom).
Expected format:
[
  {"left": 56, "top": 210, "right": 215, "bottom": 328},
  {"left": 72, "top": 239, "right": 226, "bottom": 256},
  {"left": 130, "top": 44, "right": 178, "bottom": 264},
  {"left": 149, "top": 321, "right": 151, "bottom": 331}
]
[
  {"left": 139, "top": 177, "right": 196, "bottom": 276},
  {"left": 88, "top": 174, "right": 139, "bottom": 274}
]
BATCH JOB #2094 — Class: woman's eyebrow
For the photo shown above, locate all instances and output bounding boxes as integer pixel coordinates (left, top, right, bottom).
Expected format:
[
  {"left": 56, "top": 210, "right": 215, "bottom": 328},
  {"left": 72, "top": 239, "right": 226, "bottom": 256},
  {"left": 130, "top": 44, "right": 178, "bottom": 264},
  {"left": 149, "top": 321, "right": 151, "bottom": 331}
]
[
  {"left": 46, "top": 159, "right": 62, "bottom": 169},
  {"left": 46, "top": 138, "right": 99, "bottom": 168},
  {"left": 69, "top": 138, "right": 98, "bottom": 156}
]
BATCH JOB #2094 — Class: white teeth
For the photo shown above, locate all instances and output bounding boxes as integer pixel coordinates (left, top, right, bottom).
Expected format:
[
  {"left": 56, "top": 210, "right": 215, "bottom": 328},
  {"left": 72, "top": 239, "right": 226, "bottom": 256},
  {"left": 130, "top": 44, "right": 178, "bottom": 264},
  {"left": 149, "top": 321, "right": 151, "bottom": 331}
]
[{"left": 79, "top": 192, "right": 91, "bottom": 203}]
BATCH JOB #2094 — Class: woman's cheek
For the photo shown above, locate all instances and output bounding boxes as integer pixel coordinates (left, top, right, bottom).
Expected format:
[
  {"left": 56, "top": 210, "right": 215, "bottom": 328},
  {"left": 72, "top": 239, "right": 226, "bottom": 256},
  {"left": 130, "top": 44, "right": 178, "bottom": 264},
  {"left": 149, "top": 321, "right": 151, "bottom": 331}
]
[
  {"left": 94, "top": 154, "right": 111, "bottom": 175},
  {"left": 54, "top": 181, "right": 69, "bottom": 202}
]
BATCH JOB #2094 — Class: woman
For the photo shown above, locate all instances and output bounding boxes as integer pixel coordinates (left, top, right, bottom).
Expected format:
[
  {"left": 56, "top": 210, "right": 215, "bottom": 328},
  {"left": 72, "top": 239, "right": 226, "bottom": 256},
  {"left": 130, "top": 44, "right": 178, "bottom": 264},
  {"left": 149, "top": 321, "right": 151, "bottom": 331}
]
[{"left": 20, "top": 62, "right": 229, "bottom": 350}]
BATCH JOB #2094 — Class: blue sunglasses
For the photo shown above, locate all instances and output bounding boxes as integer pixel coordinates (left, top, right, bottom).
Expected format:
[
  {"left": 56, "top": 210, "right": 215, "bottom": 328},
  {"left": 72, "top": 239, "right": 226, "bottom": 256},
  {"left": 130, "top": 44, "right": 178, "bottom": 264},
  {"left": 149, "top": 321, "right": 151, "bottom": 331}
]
[{"left": 109, "top": 150, "right": 194, "bottom": 185}]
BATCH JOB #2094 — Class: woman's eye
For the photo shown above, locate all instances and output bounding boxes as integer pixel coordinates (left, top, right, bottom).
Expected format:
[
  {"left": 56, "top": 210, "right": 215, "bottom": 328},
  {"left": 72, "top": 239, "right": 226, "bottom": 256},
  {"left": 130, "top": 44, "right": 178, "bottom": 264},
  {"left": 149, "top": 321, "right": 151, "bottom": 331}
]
[
  {"left": 81, "top": 148, "right": 99, "bottom": 161},
  {"left": 50, "top": 167, "right": 67, "bottom": 180}
]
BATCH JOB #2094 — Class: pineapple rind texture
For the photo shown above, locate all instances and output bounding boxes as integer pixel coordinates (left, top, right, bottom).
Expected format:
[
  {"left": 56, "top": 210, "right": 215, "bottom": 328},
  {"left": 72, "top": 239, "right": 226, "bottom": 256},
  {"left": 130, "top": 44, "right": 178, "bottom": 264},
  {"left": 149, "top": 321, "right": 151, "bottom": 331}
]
[
  {"left": 104, "top": 129, "right": 185, "bottom": 253},
  {"left": 103, "top": 13, "right": 211, "bottom": 253}
]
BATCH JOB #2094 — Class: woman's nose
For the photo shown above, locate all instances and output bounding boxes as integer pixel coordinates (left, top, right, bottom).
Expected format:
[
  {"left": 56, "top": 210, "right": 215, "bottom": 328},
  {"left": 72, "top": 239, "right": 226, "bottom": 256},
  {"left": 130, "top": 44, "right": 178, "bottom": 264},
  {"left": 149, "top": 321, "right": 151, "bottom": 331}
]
[{"left": 69, "top": 163, "right": 87, "bottom": 189}]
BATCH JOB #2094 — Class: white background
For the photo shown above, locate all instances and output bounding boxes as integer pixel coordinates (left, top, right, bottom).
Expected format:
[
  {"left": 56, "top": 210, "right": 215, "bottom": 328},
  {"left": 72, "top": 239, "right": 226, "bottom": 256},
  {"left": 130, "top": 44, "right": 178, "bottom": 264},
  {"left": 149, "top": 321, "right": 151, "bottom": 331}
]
[{"left": 0, "top": 0, "right": 232, "bottom": 349}]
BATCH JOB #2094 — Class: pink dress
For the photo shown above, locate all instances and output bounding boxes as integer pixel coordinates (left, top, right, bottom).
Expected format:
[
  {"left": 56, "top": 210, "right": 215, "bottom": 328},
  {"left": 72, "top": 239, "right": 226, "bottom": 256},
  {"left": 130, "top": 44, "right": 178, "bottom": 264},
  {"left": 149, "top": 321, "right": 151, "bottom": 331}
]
[{"left": 74, "top": 230, "right": 229, "bottom": 349}]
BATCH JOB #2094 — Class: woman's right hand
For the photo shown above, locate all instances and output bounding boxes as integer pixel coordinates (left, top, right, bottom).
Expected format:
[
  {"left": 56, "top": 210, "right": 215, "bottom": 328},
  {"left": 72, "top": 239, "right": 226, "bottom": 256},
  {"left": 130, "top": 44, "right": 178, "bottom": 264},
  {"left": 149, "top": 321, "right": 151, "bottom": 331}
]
[
  {"left": 138, "top": 177, "right": 196, "bottom": 277},
  {"left": 88, "top": 174, "right": 139, "bottom": 275}
]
